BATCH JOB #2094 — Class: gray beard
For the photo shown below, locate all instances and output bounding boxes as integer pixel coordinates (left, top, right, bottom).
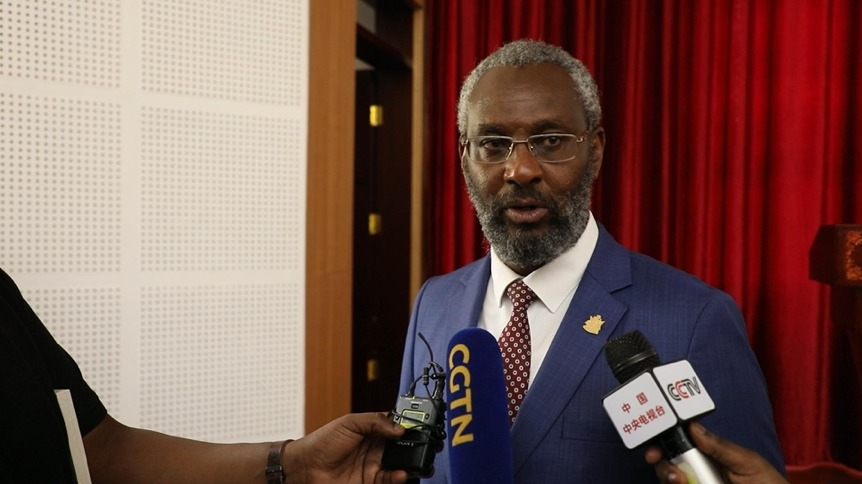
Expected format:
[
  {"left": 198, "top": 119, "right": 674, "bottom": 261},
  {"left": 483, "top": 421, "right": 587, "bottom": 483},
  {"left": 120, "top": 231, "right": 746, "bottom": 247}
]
[{"left": 464, "top": 153, "right": 596, "bottom": 272}]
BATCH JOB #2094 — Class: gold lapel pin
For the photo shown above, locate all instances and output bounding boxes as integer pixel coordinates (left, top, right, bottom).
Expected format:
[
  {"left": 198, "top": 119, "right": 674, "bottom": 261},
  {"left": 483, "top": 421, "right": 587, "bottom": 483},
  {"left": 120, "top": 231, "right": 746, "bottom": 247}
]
[{"left": 583, "top": 315, "right": 605, "bottom": 335}]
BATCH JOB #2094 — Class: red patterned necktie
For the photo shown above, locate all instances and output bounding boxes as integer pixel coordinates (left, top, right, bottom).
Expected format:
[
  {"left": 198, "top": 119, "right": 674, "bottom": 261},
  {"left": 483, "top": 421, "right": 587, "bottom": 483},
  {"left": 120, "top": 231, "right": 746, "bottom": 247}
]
[{"left": 499, "top": 279, "right": 536, "bottom": 426}]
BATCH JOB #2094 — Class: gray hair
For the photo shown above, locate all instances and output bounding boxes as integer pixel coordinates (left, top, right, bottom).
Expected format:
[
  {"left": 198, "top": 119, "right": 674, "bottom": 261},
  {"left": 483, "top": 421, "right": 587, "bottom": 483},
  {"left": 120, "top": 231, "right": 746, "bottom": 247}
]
[{"left": 457, "top": 39, "right": 602, "bottom": 136}]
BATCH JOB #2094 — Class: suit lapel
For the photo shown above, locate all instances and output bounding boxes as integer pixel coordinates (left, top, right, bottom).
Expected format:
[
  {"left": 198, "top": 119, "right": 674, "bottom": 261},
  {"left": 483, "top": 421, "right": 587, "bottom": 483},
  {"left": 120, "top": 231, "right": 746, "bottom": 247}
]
[
  {"left": 509, "top": 226, "right": 633, "bottom": 473},
  {"left": 453, "top": 256, "right": 492, "bottom": 329}
]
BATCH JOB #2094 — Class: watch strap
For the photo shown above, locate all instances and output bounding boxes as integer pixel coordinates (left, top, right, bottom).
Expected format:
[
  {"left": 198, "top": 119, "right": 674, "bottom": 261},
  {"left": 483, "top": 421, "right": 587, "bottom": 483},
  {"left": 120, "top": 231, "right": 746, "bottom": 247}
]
[{"left": 265, "top": 440, "right": 293, "bottom": 484}]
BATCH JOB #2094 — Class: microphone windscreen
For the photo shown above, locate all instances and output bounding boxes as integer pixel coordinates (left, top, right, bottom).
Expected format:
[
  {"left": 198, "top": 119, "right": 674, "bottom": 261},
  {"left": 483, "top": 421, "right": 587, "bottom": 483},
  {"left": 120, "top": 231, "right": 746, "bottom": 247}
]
[
  {"left": 446, "top": 328, "right": 514, "bottom": 484},
  {"left": 603, "top": 330, "right": 660, "bottom": 383}
]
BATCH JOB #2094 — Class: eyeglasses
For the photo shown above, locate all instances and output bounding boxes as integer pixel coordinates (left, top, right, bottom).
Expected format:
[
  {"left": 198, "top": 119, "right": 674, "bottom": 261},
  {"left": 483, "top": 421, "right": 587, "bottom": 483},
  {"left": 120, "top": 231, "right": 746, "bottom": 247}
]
[{"left": 460, "top": 132, "right": 589, "bottom": 164}]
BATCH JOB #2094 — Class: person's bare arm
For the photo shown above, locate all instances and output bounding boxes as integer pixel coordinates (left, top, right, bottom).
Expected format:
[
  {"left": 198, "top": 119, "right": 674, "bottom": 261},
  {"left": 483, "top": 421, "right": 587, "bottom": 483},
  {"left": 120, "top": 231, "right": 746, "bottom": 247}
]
[{"left": 83, "top": 412, "right": 408, "bottom": 484}]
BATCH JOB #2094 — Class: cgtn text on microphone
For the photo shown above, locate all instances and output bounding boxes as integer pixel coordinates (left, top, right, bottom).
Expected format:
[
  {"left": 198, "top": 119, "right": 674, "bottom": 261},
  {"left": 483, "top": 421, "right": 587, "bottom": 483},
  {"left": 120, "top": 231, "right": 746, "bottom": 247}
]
[{"left": 446, "top": 328, "right": 514, "bottom": 484}]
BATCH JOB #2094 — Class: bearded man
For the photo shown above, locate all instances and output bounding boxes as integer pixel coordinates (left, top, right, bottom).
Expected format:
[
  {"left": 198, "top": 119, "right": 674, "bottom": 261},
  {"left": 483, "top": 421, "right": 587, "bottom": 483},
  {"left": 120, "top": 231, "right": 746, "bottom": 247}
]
[{"left": 397, "top": 39, "right": 784, "bottom": 483}]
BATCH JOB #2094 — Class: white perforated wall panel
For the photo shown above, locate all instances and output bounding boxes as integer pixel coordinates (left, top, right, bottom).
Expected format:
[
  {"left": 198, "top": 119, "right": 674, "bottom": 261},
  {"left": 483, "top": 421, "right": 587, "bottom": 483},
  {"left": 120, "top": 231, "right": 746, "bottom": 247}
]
[
  {"left": 140, "top": 283, "right": 301, "bottom": 441},
  {"left": 141, "top": 108, "right": 302, "bottom": 272},
  {"left": 0, "top": 94, "right": 123, "bottom": 273},
  {"left": 24, "top": 287, "right": 123, "bottom": 414},
  {"left": 142, "top": 1, "right": 304, "bottom": 105},
  {"left": 0, "top": 1, "right": 122, "bottom": 87},
  {"left": 0, "top": 0, "right": 308, "bottom": 443}
]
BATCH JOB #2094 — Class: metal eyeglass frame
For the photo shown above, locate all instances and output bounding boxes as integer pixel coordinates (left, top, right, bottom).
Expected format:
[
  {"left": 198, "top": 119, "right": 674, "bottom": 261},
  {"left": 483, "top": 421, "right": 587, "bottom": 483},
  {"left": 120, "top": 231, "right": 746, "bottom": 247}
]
[{"left": 459, "top": 131, "right": 590, "bottom": 164}]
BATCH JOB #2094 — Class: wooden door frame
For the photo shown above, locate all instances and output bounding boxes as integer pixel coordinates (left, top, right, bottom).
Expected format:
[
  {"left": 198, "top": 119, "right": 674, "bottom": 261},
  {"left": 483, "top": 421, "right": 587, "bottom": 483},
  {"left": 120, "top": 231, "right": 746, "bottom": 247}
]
[
  {"left": 306, "top": 0, "right": 425, "bottom": 432},
  {"left": 306, "top": 0, "right": 356, "bottom": 432}
]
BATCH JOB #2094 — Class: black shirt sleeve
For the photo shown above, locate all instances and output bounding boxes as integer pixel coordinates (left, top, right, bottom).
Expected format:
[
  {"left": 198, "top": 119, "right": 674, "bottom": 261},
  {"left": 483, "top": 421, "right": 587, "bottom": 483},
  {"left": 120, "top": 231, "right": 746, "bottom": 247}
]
[{"left": 0, "top": 267, "right": 108, "bottom": 482}]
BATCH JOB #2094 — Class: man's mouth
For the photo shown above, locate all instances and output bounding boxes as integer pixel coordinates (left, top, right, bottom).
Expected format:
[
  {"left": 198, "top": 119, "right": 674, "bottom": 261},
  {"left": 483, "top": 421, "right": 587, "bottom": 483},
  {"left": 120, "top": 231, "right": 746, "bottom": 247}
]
[{"left": 504, "top": 200, "right": 548, "bottom": 224}]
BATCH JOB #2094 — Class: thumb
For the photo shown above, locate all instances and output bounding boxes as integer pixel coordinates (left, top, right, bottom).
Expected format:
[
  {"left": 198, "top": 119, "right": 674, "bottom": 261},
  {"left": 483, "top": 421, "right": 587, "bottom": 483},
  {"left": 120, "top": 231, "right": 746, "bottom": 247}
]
[
  {"left": 341, "top": 412, "right": 405, "bottom": 439},
  {"left": 688, "top": 421, "right": 743, "bottom": 466}
]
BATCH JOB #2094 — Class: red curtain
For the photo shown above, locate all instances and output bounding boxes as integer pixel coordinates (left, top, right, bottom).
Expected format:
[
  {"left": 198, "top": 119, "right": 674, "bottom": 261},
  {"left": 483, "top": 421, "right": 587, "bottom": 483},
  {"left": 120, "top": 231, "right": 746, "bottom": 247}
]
[{"left": 424, "top": 0, "right": 862, "bottom": 469}]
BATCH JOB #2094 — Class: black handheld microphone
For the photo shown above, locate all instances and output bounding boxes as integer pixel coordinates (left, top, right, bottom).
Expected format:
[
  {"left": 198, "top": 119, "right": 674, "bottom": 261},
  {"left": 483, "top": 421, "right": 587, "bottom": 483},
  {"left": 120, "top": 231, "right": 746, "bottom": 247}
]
[
  {"left": 446, "top": 328, "right": 514, "bottom": 484},
  {"left": 603, "top": 330, "right": 726, "bottom": 484}
]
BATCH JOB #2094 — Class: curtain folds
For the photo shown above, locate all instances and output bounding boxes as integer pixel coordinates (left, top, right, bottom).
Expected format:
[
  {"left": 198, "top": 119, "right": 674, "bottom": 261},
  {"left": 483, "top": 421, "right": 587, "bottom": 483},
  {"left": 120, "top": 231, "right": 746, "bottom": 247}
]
[{"left": 424, "top": 0, "right": 861, "bottom": 468}]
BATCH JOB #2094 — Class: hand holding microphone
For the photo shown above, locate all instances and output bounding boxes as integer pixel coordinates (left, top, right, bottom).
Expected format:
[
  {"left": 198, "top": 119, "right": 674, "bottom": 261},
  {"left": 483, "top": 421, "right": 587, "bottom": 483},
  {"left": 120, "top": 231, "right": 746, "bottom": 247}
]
[
  {"left": 603, "top": 330, "right": 727, "bottom": 484},
  {"left": 381, "top": 333, "right": 447, "bottom": 479},
  {"left": 645, "top": 421, "right": 789, "bottom": 484},
  {"left": 382, "top": 328, "right": 515, "bottom": 483}
]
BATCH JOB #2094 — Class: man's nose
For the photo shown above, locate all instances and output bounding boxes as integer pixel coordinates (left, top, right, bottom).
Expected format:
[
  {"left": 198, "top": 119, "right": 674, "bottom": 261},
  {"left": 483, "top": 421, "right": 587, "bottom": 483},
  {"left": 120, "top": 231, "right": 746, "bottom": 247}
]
[{"left": 504, "top": 142, "right": 542, "bottom": 185}]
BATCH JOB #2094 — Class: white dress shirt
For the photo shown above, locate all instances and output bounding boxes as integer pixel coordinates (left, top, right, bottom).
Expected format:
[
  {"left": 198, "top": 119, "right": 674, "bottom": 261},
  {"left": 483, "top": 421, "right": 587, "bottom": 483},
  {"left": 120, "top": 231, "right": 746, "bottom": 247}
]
[{"left": 478, "top": 212, "right": 599, "bottom": 384}]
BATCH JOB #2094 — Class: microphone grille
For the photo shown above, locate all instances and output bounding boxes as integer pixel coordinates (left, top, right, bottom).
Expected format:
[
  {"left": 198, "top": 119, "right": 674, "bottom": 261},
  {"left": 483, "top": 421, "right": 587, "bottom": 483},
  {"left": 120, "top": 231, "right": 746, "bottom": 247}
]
[{"left": 603, "top": 330, "right": 660, "bottom": 383}]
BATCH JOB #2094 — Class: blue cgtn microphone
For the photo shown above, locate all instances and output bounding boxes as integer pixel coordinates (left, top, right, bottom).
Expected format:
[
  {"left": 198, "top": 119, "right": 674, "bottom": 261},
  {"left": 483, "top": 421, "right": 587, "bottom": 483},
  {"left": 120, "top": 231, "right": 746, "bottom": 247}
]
[{"left": 446, "top": 328, "right": 514, "bottom": 484}]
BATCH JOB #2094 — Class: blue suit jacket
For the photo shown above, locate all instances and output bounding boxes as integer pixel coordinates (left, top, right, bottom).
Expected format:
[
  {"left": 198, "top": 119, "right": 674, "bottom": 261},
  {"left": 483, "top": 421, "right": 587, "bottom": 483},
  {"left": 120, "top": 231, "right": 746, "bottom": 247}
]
[{"left": 399, "top": 225, "right": 784, "bottom": 483}]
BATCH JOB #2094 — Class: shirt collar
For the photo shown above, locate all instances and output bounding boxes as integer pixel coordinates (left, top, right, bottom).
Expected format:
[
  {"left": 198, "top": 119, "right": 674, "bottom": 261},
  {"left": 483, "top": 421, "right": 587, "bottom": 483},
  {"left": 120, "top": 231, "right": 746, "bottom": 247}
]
[{"left": 490, "top": 212, "right": 599, "bottom": 312}]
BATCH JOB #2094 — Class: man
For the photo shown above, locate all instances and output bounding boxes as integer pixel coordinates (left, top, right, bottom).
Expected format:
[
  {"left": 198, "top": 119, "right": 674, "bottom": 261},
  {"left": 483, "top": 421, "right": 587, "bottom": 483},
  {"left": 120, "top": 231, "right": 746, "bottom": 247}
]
[
  {"left": 398, "top": 39, "right": 784, "bottom": 482},
  {"left": 0, "top": 266, "right": 407, "bottom": 484}
]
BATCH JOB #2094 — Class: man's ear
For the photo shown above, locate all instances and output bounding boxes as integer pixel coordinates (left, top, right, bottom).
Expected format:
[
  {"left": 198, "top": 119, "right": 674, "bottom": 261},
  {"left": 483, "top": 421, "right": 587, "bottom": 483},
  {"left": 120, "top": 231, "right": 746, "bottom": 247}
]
[
  {"left": 459, "top": 144, "right": 470, "bottom": 173},
  {"left": 458, "top": 138, "right": 469, "bottom": 167},
  {"left": 589, "top": 126, "right": 605, "bottom": 174}
]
